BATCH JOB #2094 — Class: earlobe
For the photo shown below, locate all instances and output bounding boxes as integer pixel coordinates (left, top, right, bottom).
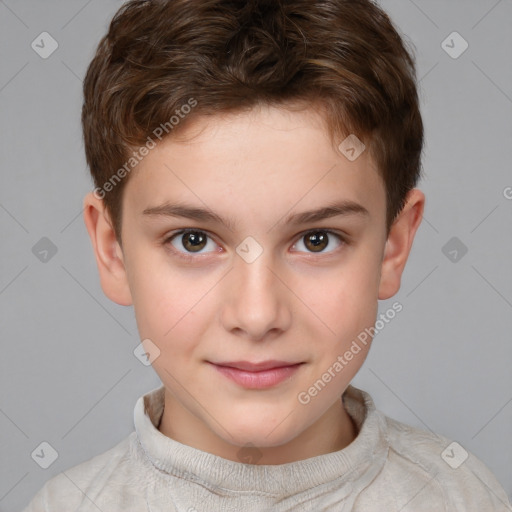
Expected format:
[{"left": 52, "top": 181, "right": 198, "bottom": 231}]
[
  {"left": 378, "top": 189, "right": 425, "bottom": 300},
  {"left": 82, "top": 192, "right": 133, "bottom": 306}
]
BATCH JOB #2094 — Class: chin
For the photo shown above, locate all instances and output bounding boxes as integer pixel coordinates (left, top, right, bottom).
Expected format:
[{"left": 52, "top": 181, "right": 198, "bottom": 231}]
[{"left": 220, "top": 418, "right": 302, "bottom": 450}]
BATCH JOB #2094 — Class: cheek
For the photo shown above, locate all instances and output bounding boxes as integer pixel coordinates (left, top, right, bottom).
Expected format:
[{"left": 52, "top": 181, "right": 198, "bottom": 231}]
[
  {"left": 125, "top": 249, "right": 187, "bottom": 336},
  {"left": 128, "top": 252, "right": 219, "bottom": 352},
  {"left": 303, "top": 251, "right": 380, "bottom": 328}
]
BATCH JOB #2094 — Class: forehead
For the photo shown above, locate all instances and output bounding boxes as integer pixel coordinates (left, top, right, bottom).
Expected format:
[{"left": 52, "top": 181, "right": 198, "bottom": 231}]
[{"left": 122, "top": 105, "right": 386, "bottom": 230}]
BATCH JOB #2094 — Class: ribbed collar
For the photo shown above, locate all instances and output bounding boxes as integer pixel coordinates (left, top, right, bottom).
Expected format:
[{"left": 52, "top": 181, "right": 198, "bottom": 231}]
[{"left": 134, "top": 383, "right": 389, "bottom": 496}]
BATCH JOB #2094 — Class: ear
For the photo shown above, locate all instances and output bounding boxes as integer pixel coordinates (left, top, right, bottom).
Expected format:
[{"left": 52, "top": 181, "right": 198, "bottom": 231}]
[
  {"left": 378, "top": 188, "right": 425, "bottom": 300},
  {"left": 83, "top": 192, "right": 133, "bottom": 306}
]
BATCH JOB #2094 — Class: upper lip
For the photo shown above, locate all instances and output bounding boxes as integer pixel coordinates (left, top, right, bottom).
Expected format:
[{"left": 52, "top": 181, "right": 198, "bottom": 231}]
[{"left": 210, "top": 360, "right": 303, "bottom": 372}]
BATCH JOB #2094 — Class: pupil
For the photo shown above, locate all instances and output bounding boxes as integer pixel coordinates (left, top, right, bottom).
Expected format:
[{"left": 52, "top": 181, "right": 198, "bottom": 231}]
[
  {"left": 307, "top": 232, "right": 327, "bottom": 252},
  {"left": 184, "top": 232, "right": 206, "bottom": 252}
]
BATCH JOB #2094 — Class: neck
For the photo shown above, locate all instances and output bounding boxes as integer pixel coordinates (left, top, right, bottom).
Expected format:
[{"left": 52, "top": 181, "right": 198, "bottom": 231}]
[{"left": 158, "top": 392, "right": 358, "bottom": 465}]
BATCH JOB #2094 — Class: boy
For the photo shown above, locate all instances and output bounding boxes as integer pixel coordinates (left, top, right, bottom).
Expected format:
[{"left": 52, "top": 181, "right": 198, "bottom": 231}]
[{"left": 24, "top": 0, "right": 511, "bottom": 510}]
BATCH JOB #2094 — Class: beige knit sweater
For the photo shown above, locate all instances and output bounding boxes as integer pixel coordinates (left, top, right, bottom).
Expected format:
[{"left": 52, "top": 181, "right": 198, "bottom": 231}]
[{"left": 23, "top": 384, "right": 512, "bottom": 511}]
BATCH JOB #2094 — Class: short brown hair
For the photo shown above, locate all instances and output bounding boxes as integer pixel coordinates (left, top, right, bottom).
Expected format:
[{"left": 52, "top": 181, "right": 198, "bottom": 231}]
[{"left": 82, "top": 0, "right": 424, "bottom": 241}]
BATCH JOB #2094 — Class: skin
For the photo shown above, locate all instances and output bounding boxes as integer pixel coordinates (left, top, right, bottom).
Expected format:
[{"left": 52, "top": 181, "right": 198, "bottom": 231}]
[{"left": 83, "top": 104, "right": 424, "bottom": 465}]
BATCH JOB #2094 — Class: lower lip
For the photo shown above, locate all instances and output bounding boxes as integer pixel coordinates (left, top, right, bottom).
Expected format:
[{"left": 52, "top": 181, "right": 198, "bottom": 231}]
[{"left": 211, "top": 363, "right": 303, "bottom": 389}]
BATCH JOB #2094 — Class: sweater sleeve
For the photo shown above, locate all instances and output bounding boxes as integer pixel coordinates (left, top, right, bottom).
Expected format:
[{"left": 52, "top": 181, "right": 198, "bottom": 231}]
[
  {"left": 442, "top": 446, "right": 512, "bottom": 511},
  {"left": 379, "top": 417, "right": 512, "bottom": 512},
  {"left": 22, "top": 484, "right": 46, "bottom": 512},
  {"left": 22, "top": 472, "right": 85, "bottom": 512}
]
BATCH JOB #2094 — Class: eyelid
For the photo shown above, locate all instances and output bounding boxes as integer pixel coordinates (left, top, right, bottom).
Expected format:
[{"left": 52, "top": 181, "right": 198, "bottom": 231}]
[{"left": 294, "top": 227, "right": 348, "bottom": 242}]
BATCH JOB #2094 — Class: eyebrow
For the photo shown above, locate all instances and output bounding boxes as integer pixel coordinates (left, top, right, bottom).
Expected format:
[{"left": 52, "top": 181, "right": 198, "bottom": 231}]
[{"left": 142, "top": 200, "right": 369, "bottom": 230}]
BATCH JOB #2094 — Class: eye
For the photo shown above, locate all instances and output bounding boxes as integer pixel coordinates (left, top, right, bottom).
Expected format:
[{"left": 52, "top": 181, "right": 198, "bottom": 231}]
[
  {"left": 291, "top": 230, "right": 345, "bottom": 254},
  {"left": 164, "top": 228, "right": 346, "bottom": 259},
  {"left": 166, "top": 229, "right": 220, "bottom": 256}
]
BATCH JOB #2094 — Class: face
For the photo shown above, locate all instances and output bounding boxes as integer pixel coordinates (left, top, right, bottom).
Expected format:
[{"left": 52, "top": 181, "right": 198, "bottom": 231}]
[{"left": 86, "top": 104, "right": 423, "bottom": 464}]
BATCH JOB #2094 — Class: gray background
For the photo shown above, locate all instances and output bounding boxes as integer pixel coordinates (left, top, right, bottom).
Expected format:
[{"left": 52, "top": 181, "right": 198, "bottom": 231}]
[{"left": 0, "top": 0, "right": 511, "bottom": 510}]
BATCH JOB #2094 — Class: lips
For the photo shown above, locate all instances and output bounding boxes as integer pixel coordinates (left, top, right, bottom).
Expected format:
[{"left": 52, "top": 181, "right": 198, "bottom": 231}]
[
  {"left": 211, "top": 360, "right": 302, "bottom": 372},
  {"left": 208, "top": 360, "right": 304, "bottom": 389}
]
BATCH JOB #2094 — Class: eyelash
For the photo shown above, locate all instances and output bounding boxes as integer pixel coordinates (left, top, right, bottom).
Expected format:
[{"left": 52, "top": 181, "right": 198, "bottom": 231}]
[{"left": 163, "top": 228, "right": 348, "bottom": 261}]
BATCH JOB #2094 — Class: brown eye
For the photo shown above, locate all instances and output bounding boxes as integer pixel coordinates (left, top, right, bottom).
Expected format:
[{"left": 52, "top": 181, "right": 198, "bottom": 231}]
[
  {"left": 304, "top": 232, "right": 328, "bottom": 252},
  {"left": 168, "top": 229, "right": 218, "bottom": 255},
  {"left": 293, "top": 230, "right": 344, "bottom": 254},
  {"left": 181, "top": 231, "right": 207, "bottom": 252}
]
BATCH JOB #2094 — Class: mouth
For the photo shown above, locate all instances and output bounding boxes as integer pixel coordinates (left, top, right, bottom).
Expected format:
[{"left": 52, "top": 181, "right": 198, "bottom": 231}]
[{"left": 207, "top": 360, "right": 305, "bottom": 389}]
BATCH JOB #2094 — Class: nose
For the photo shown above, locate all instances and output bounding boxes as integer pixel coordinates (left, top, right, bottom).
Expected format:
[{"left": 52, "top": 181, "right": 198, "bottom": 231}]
[{"left": 220, "top": 248, "right": 292, "bottom": 341}]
